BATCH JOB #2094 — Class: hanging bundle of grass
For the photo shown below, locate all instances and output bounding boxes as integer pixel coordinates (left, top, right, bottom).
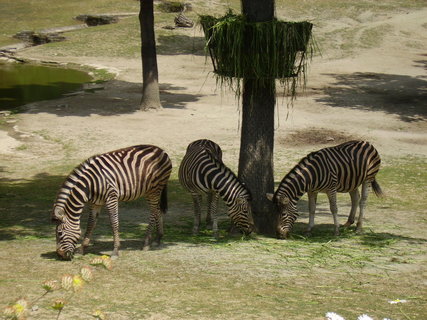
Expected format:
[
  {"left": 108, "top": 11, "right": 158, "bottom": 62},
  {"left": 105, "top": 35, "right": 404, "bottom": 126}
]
[{"left": 199, "top": 10, "right": 315, "bottom": 97}]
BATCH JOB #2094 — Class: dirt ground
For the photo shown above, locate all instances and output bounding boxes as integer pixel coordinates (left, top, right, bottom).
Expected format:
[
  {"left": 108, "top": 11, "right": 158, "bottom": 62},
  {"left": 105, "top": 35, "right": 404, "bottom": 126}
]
[
  {"left": 1, "top": 8, "right": 426, "bottom": 169},
  {"left": 0, "top": 5, "right": 426, "bottom": 320}
]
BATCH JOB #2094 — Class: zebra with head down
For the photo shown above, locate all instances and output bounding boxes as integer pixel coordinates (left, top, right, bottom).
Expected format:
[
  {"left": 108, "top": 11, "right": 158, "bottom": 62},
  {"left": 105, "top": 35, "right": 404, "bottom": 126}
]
[
  {"left": 268, "top": 140, "right": 383, "bottom": 238},
  {"left": 179, "top": 139, "right": 255, "bottom": 237},
  {"left": 52, "top": 145, "right": 172, "bottom": 260}
]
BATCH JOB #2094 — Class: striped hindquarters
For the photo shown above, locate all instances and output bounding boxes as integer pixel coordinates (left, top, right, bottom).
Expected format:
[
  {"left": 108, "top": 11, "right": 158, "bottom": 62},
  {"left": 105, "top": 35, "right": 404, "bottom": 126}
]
[
  {"left": 322, "top": 140, "right": 381, "bottom": 193},
  {"left": 179, "top": 140, "right": 223, "bottom": 194},
  {"left": 186, "top": 139, "right": 222, "bottom": 161}
]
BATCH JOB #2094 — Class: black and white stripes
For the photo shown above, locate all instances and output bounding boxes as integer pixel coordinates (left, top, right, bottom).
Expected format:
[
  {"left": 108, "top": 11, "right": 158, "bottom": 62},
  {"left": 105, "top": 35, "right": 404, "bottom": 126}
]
[
  {"left": 52, "top": 145, "right": 172, "bottom": 259},
  {"left": 268, "top": 140, "right": 383, "bottom": 238},
  {"left": 178, "top": 139, "right": 254, "bottom": 236}
]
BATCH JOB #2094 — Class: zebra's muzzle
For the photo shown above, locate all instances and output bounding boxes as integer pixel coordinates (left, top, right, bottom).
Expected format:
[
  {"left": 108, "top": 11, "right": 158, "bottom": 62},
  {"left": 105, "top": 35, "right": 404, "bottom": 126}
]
[
  {"left": 276, "top": 229, "right": 290, "bottom": 239},
  {"left": 56, "top": 248, "right": 73, "bottom": 260}
]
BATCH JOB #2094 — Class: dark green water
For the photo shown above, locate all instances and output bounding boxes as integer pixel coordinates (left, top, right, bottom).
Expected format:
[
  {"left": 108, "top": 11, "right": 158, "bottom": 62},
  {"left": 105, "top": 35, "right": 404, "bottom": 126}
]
[{"left": 0, "top": 62, "right": 93, "bottom": 111}]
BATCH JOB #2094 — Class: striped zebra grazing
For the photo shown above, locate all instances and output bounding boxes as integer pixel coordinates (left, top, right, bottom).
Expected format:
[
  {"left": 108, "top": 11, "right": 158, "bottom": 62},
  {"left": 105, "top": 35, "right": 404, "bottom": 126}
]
[
  {"left": 267, "top": 140, "right": 383, "bottom": 238},
  {"left": 52, "top": 145, "right": 172, "bottom": 260},
  {"left": 179, "top": 139, "right": 254, "bottom": 236}
]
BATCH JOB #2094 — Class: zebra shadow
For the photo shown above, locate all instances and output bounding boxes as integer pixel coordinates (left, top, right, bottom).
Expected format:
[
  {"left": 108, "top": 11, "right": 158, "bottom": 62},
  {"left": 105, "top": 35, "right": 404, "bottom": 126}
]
[
  {"left": 40, "top": 239, "right": 180, "bottom": 260},
  {"left": 288, "top": 221, "right": 427, "bottom": 246},
  {"left": 80, "top": 239, "right": 180, "bottom": 256}
]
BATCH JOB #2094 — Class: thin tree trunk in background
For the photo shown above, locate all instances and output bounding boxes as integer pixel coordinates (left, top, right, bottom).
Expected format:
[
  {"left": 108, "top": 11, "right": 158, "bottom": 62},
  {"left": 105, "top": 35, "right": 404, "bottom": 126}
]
[
  {"left": 139, "top": 0, "right": 161, "bottom": 110},
  {"left": 238, "top": 0, "right": 276, "bottom": 235}
]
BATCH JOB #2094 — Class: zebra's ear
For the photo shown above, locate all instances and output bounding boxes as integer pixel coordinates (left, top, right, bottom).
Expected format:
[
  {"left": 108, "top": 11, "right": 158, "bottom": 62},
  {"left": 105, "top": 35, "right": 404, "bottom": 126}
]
[
  {"left": 266, "top": 193, "right": 274, "bottom": 201},
  {"left": 278, "top": 196, "right": 290, "bottom": 206},
  {"left": 53, "top": 207, "right": 66, "bottom": 223},
  {"left": 236, "top": 196, "right": 247, "bottom": 204}
]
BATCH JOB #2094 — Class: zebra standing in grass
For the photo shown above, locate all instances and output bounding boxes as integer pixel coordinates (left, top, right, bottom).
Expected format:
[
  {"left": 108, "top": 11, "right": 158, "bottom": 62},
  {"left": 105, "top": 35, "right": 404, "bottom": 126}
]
[
  {"left": 179, "top": 139, "right": 254, "bottom": 236},
  {"left": 52, "top": 145, "right": 172, "bottom": 260},
  {"left": 267, "top": 140, "right": 383, "bottom": 238}
]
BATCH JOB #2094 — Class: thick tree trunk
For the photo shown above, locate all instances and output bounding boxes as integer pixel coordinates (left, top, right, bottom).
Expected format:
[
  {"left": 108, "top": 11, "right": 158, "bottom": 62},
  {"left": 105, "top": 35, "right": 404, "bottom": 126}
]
[
  {"left": 239, "top": 0, "right": 276, "bottom": 235},
  {"left": 139, "top": 0, "right": 161, "bottom": 110}
]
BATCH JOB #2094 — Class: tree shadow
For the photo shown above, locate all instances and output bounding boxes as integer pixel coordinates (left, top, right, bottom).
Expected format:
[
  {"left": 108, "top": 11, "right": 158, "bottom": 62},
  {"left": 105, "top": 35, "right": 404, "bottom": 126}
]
[
  {"left": 315, "top": 70, "right": 427, "bottom": 122},
  {"left": 160, "top": 83, "right": 204, "bottom": 109},
  {"left": 4, "top": 79, "right": 204, "bottom": 116}
]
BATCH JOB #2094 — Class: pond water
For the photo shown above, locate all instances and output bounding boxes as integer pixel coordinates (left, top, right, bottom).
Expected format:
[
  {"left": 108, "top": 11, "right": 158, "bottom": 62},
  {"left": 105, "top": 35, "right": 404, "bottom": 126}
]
[{"left": 0, "top": 62, "right": 93, "bottom": 111}]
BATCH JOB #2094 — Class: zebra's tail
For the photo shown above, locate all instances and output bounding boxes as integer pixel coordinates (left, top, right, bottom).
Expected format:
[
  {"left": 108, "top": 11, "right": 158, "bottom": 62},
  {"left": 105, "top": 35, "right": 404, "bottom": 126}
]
[
  {"left": 160, "top": 185, "right": 168, "bottom": 214},
  {"left": 371, "top": 179, "right": 384, "bottom": 198}
]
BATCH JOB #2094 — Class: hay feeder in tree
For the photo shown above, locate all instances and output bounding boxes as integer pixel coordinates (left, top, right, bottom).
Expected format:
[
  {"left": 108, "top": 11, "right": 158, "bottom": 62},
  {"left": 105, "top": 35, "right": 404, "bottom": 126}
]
[{"left": 199, "top": 11, "right": 314, "bottom": 97}]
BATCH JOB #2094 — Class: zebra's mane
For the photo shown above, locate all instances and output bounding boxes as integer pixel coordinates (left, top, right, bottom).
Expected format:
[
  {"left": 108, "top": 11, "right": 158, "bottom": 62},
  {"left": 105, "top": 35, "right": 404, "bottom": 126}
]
[
  {"left": 274, "top": 152, "right": 318, "bottom": 201},
  {"left": 55, "top": 158, "right": 92, "bottom": 207},
  {"left": 203, "top": 149, "right": 252, "bottom": 200}
]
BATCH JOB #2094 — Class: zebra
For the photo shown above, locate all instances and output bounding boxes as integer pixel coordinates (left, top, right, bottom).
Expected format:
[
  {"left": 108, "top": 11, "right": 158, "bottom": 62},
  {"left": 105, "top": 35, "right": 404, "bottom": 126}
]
[
  {"left": 52, "top": 145, "right": 172, "bottom": 260},
  {"left": 267, "top": 140, "right": 383, "bottom": 238},
  {"left": 178, "top": 139, "right": 254, "bottom": 237}
]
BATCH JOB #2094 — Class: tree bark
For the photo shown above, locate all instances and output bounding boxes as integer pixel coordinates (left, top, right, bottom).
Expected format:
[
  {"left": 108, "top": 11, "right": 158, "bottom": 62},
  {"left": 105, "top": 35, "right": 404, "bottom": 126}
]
[
  {"left": 239, "top": 0, "right": 276, "bottom": 235},
  {"left": 139, "top": 0, "right": 161, "bottom": 110}
]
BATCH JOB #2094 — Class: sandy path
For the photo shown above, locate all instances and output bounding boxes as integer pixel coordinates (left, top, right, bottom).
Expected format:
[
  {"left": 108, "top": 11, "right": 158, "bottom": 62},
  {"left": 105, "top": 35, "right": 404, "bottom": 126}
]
[{"left": 1, "top": 8, "right": 426, "bottom": 179}]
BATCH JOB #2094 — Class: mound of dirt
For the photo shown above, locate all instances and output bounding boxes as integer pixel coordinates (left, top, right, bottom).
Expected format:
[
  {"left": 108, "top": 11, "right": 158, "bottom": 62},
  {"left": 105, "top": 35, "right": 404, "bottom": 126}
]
[{"left": 278, "top": 128, "right": 360, "bottom": 147}]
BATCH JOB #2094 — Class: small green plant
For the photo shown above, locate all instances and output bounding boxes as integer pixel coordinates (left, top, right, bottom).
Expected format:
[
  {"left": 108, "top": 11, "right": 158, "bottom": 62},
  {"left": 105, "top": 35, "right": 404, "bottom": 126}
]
[{"left": 2, "top": 255, "right": 112, "bottom": 320}]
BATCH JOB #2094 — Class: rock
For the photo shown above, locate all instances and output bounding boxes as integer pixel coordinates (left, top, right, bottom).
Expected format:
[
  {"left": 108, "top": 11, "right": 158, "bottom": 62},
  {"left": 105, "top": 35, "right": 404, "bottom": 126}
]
[
  {"left": 174, "top": 13, "right": 194, "bottom": 28},
  {"left": 13, "top": 31, "right": 65, "bottom": 45}
]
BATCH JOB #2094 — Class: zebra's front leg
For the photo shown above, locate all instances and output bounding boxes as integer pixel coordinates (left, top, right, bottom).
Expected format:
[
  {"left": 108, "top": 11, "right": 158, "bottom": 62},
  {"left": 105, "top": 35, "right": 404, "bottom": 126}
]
[
  {"left": 327, "top": 190, "right": 340, "bottom": 236},
  {"left": 191, "top": 193, "right": 202, "bottom": 235},
  {"left": 106, "top": 197, "right": 121, "bottom": 258},
  {"left": 356, "top": 182, "right": 369, "bottom": 233},
  {"left": 208, "top": 192, "right": 220, "bottom": 238},
  {"left": 206, "top": 192, "right": 213, "bottom": 229},
  {"left": 344, "top": 189, "right": 360, "bottom": 228},
  {"left": 78, "top": 204, "right": 102, "bottom": 255},
  {"left": 306, "top": 192, "right": 318, "bottom": 236}
]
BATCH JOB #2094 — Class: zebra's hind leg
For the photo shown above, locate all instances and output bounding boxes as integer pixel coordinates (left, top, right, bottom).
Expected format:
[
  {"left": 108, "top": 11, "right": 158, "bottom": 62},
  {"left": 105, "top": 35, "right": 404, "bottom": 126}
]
[
  {"left": 344, "top": 189, "right": 360, "bottom": 228},
  {"left": 106, "top": 196, "right": 121, "bottom": 259},
  {"left": 327, "top": 190, "right": 340, "bottom": 236},
  {"left": 306, "top": 192, "right": 318, "bottom": 236},
  {"left": 208, "top": 192, "right": 220, "bottom": 238},
  {"left": 145, "top": 195, "right": 164, "bottom": 249},
  {"left": 77, "top": 204, "right": 102, "bottom": 255},
  {"left": 356, "top": 182, "right": 370, "bottom": 233},
  {"left": 191, "top": 193, "right": 203, "bottom": 235}
]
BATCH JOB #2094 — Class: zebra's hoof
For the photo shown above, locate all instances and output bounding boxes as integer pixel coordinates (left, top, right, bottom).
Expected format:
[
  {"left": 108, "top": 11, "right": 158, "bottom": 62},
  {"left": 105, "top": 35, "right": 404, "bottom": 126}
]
[{"left": 155, "top": 243, "right": 165, "bottom": 250}]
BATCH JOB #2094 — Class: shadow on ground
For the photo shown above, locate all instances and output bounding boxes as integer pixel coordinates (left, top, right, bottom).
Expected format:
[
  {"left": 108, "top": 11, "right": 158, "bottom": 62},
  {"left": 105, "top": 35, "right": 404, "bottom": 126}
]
[
  {"left": 3, "top": 80, "right": 205, "bottom": 116},
  {"left": 2, "top": 172, "right": 426, "bottom": 261},
  {"left": 316, "top": 71, "right": 427, "bottom": 122}
]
